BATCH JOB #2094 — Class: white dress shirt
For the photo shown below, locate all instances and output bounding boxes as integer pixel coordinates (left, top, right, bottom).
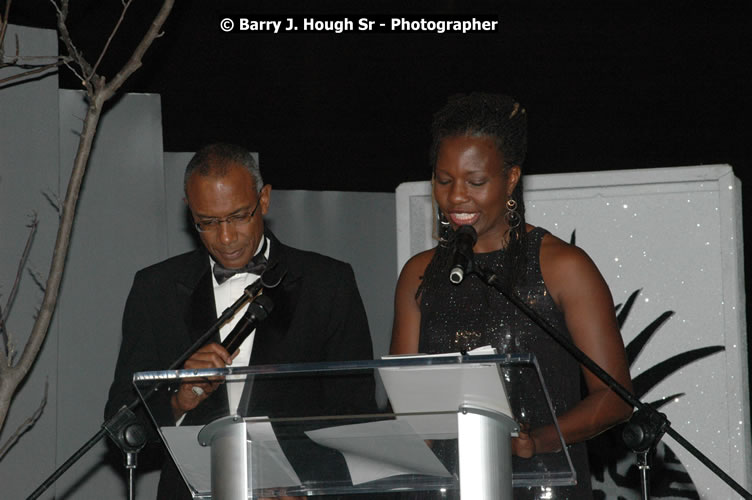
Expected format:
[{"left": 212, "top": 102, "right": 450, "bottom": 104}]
[{"left": 211, "top": 236, "right": 269, "bottom": 414}]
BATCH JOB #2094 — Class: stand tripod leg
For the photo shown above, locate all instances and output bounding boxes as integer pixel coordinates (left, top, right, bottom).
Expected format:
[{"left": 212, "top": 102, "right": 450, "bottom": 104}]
[
  {"left": 125, "top": 451, "right": 138, "bottom": 500},
  {"left": 102, "top": 406, "right": 146, "bottom": 500},
  {"left": 636, "top": 449, "right": 651, "bottom": 500},
  {"left": 622, "top": 408, "right": 665, "bottom": 500}
]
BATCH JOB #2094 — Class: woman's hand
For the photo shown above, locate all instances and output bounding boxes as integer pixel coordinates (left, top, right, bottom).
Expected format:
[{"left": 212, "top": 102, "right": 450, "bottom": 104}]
[{"left": 511, "top": 427, "right": 536, "bottom": 458}]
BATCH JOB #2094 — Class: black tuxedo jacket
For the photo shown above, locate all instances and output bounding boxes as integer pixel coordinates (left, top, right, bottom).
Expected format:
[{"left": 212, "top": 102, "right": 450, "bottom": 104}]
[{"left": 105, "top": 229, "right": 374, "bottom": 499}]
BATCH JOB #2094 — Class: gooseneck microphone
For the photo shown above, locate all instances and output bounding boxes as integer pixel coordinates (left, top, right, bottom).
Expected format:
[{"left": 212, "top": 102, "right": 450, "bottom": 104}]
[
  {"left": 449, "top": 225, "right": 478, "bottom": 284},
  {"left": 221, "top": 294, "right": 274, "bottom": 354}
]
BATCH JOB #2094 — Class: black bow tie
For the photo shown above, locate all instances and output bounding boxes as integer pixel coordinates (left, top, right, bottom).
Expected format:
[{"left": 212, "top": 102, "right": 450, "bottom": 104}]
[{"left": 212, "top": 238, "right": 268, "bottom": 285}]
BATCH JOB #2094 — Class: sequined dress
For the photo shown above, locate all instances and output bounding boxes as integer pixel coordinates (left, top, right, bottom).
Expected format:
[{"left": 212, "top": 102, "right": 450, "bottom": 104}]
[{"left": 417, "top": 227, "right": 592, "bottom": 499}]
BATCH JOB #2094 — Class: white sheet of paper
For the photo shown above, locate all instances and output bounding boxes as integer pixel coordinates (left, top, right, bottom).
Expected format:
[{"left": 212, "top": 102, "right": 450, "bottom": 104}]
[
  {"left": 245, "top": 420, "right": 301, "bottom": 488},
  {"left": 162, "top": 425, "right": 213, "bottom": 493},
  {"left": 161, "top": 419, "right": 301, "bottom": 495},
  {"left": 379, "top": 346, "right": 511, "bottom": 436},
  {"left": 306, "top": 419, "right": 452, "bottom": 485}
]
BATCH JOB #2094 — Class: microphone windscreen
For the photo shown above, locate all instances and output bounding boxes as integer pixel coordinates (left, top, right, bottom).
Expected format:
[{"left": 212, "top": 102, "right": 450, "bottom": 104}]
[
  {"left": 456, "top": 224, "right": 478, "bottom": 243},
  {"left": 261, "top": 261, "right": 287, "bottom": 288}
]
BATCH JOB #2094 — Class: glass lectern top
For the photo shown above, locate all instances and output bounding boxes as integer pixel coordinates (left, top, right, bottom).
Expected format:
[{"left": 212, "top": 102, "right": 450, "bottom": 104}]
[{"left": 133, "top": 354, "right": 575, "bottom": 499}]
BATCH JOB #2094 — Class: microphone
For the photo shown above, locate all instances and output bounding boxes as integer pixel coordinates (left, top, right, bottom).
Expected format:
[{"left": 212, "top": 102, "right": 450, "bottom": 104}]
[
  {"left": 221, "top": 294, "right": 274, "bottom": 354},
  {"left": 238, "top": 261, "right": 286, "bottom": 300},
  {"left": 260, "top": 260, "right": 287, "bottom": 289},
  {"left": 449, "top": 225, "right": 478, "bottom": 284}
]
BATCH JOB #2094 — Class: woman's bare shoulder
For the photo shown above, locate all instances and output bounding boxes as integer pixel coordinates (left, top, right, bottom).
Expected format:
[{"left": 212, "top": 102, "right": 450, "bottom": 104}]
[
  {"left": 400, "top": 248, "right": 436, "bottom": 278},
  {"left": 539, "top": 231, "right": 611, "bottom": 306},
  {"left": 394, "top": 248, "right": 437, "bottom": 303},
  {"left": 539, "top": 231, "right": 592, "bottom": 269}
]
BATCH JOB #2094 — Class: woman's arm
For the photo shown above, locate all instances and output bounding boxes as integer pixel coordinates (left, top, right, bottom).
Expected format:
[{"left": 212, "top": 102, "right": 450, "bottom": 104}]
[
  {"left": 533, "top": 234, "right": 634, "bottom": 453},
  {"left": 390, "top": 250, "right": 434, "bottom": 354}
]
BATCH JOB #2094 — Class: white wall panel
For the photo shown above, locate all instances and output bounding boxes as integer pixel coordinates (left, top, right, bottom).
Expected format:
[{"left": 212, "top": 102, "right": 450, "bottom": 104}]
[{"left": 396, "top": 166, "right": 750, "bottom": 498}]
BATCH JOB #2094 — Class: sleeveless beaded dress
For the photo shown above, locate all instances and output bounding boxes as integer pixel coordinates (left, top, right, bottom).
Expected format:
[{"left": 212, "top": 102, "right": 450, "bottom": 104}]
[{"left": 416, "top": 227, "right": 593, "bottom": 500}]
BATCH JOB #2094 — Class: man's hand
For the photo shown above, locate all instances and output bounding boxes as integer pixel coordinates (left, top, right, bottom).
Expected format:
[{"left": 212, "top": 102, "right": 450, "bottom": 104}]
[{"left": 170, "top": 342, "right": 236, "bottom": 419}]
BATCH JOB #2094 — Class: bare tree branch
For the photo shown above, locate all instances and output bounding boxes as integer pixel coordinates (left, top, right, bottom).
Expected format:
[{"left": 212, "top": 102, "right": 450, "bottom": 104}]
[
  {"left": 54, "top": 0, "right": 95, "bottom": 90},
  {"left": 88, "top": 0, "right": 133, "bottom": 81},
  {"left": 0, "top": 379, "right": 47, "bottom": 461},
  {"left": 42, "top": 189, "right": 62, "bottom": 215},
  {"left": 1, "top": 0, "right": 63, "bottom": 78},
  {"left": 27, "top": 268, "right": 47, "bottom": 295},
  {"left": 0, "top": 303, "right": 9, "bottom": 362},
  {"left": 0, "top": 59, "right": 68, "bottom": 87},
  {"left": 0, "top": 0, "right": 175, "bottom": 441},
  {"left": 0, "top": 215, "right": 38, "bottom": 366},
  {"left": 103, "top": 0, "right": 174, "bottom": 99},
  {"left": 1, "top": 215, "right": 37, "bottom": 326},
  {"left": 1, "top": 0, "right": 71, "bottom": 87},
  {"left": 0, "top": 0, "right": 12, "bottom": 58},
  {"left": 62, "top": 59, "right": 86, "bottom": 88}
]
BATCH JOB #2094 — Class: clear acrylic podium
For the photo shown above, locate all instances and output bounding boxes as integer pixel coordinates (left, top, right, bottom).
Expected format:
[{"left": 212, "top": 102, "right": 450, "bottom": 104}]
[{"left": 133, "top": 354, "right": 575, "bottom": 499}]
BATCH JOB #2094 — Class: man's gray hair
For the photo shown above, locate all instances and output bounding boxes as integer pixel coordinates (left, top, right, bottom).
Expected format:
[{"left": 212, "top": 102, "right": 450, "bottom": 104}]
[{"left": 184, "top": 143, "right": 263, "bottom": 193}]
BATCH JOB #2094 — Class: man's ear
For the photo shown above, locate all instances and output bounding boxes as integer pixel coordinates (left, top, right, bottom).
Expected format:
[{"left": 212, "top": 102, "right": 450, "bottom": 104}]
[{"left": 259, "top": 184, "right": 272, "bottom": 216}]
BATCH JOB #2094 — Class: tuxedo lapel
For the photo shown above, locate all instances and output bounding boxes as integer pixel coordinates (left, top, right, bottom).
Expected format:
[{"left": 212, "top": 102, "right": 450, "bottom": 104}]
[
  {"left": 173, "top": 249, "right": 230, "bottom": 424},
  {"left": 250, "top": 231, "right": 303, "bottom": 364},
  {"left": 184, "top": 268, "right": 219, "bottom": 345}
]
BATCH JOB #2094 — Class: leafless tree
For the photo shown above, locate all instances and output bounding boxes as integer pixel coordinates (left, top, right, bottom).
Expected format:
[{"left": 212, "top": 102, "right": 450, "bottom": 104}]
[{"left": 0, "top": 0, "right": 175, "bottom": 459}]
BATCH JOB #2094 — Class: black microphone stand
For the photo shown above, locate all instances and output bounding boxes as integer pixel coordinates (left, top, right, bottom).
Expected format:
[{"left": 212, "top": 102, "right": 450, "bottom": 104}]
[
  {"left": 26, "top": 273, "right": 270, "bottom": 500},
  {"left": 472, "top": 263, "right": 752, "bottom": 500}
]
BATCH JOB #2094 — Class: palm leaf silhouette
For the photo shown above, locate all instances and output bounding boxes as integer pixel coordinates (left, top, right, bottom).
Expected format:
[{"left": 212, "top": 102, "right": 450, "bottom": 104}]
[
  {"left": 632, "top": 347, "right": 725, "bottom": 400},
  {"left": 567, "top": 230, "right": 723, "bottom": 497},
  {"left": 649, "top": 393, "right": 686, "bottom": 412},
  {"left": 624, "top": 310, "right": 674, "bottom": 365},
  {"left": 615, "top": 288, "right": 641, "bottom": 324}
]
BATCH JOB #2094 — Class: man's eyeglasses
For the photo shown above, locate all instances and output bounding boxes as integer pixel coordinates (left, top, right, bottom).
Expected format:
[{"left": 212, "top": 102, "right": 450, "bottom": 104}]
[{"left": 193, "top": 197, "right": 261, "bottom": 233}]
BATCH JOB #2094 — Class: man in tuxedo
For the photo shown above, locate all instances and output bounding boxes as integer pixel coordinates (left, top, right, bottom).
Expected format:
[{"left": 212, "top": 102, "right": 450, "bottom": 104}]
[{"left": 105, "top": 143, "right": 374, "bottom": 499}]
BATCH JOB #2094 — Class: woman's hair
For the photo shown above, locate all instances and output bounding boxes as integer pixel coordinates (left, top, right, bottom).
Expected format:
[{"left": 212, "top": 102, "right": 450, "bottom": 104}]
[
  {"left": 430, "top": 92, "right": 527, "bottom": 172},
  {"left": 423, "top": 92, "right": 530, "bottom": 293}
]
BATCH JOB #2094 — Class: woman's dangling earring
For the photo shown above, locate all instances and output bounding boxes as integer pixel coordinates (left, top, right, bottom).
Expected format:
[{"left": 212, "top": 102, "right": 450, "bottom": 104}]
[
  {"left": 505, "top": 198, "right": 521, "bottom": 230},
  {"left": 438, "top": 208, "right": 451, "bottom": 244}
]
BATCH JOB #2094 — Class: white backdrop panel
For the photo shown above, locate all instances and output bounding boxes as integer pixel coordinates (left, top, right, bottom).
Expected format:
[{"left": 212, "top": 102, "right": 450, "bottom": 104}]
[{"left": 395, "top": 165, "right": 749, "bottom": 499}]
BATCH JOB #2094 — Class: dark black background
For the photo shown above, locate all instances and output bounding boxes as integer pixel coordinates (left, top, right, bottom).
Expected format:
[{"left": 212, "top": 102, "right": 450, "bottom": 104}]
[
  {"left": 7, "top": 0, "right": 752, "bottom": 373},
  {"left": 8, "top": 1, "right": 749, "bottom": 191}
]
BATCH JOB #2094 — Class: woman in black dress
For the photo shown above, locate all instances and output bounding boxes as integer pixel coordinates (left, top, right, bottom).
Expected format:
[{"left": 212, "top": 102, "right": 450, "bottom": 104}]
[{"left": 390, "top": 93, "right": 633, "bottom": 499}]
